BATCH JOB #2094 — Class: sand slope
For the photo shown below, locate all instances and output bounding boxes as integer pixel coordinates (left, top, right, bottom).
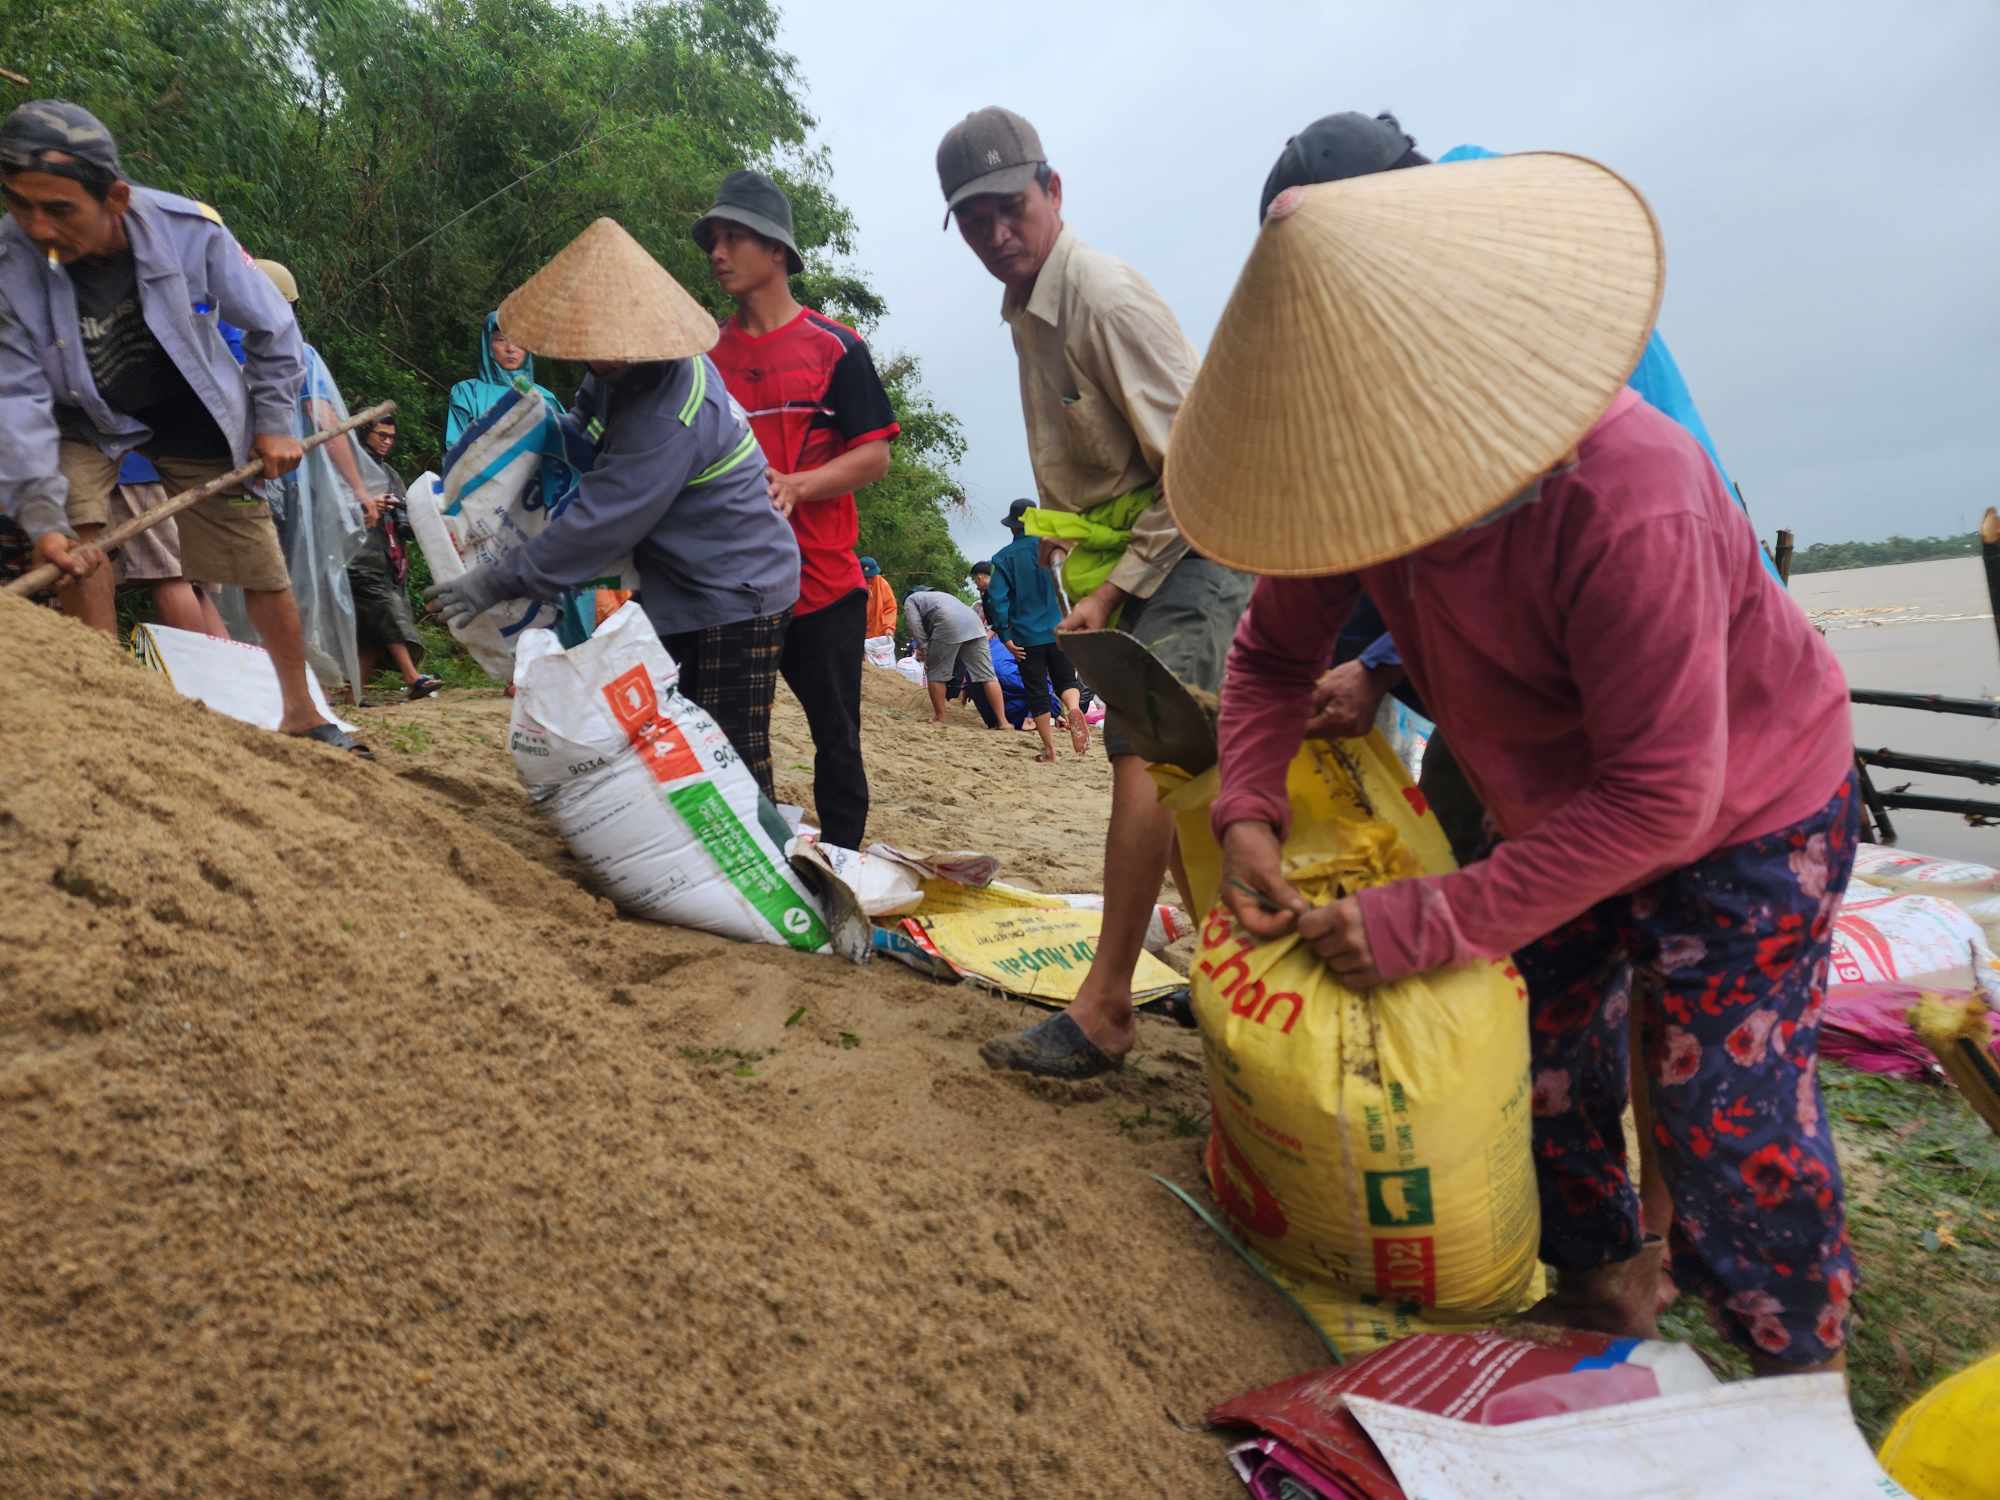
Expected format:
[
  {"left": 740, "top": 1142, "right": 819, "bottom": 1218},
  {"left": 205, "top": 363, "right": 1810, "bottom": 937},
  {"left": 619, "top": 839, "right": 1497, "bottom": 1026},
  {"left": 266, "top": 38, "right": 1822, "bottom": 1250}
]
[{"left": 0, "top": 599, "right": 1322, "bottom": 1497}]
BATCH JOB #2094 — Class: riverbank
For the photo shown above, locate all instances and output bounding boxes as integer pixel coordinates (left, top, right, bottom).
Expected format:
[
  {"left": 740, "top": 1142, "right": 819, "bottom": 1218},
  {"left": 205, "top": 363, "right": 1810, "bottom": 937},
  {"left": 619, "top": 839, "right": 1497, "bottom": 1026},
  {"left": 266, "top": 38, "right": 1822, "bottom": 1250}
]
[{"left": 4, "top": 593, "right": 1994, "bottom": 1494}]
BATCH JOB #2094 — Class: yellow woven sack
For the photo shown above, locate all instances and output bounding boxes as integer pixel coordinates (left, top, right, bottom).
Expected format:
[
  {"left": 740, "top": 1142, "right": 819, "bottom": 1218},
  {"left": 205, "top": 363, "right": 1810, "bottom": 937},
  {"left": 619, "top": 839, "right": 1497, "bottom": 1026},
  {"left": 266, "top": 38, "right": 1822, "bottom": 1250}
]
[
  {"left": 1159, "top": 733, "right": 1541, "bottom": 1356},
  {"left": 1877, "top": 1350, "right": 2000, "bottom": 1499}
]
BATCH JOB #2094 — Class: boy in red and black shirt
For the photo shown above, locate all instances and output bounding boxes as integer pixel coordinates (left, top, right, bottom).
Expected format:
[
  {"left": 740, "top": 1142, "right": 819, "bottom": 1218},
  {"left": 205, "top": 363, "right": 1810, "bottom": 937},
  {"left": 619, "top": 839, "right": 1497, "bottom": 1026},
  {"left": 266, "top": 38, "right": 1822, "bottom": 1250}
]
[{"left": 696, "top": 170, "right": 900, "bottom": 848}]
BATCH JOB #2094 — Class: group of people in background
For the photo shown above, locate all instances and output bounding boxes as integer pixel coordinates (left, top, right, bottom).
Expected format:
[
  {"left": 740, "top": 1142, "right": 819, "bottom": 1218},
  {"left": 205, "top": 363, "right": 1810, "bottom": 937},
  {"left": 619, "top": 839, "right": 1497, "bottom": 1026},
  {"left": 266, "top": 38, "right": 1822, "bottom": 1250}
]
[{"left": 4, "top": 95, "right": 1865, "bottom": 1383}]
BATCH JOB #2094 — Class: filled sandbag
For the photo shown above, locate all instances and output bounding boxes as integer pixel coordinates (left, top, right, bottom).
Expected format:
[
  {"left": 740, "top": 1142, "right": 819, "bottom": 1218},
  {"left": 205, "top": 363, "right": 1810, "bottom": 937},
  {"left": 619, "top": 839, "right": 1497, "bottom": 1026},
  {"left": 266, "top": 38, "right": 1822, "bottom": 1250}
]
[
  {"left": 1159, "top": 734, "right": 1541, "bottom": 1356},
  {"left": 1850, "top": 844, "right": 2000, "bottom": 949},
  {"left": 405, "top": 383, "right": 634, "bottom": 679},
  {"left": 1877, "top": 1348, "right": 2000, "bottom": 1500},
  {"left": 1832, "top": 884, "right": 1994, "bottom": 992},
  {"left": 509, "top": 604, "right": 833, "bottom": 952}
]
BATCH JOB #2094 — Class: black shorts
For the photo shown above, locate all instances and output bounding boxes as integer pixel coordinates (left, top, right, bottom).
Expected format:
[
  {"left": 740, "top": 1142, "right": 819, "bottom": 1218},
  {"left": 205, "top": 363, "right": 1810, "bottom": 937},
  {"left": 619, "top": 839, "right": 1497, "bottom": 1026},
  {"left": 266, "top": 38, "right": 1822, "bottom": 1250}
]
[{"left": 1018, "top": 641, "right": 1077, "bottom": 714}]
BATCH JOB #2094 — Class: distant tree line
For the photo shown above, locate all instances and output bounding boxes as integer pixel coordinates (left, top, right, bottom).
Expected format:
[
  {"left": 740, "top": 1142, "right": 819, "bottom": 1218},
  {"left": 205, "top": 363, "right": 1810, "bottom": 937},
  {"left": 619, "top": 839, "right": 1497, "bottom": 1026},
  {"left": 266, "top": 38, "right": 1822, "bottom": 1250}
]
[{"left": 1789, "top": 532, "right": 1983, "bottom": 575}]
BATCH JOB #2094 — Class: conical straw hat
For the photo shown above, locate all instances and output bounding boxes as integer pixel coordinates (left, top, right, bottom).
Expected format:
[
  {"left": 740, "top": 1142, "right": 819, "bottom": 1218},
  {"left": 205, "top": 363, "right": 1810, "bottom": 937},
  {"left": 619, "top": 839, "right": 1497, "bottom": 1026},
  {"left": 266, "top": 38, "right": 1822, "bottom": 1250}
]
[
  {"left": 1166, "top": 153, "right": 1663, "bottom": 576},
  {"left": 498, "top": 217, "right": 719, "bottom": 362}
]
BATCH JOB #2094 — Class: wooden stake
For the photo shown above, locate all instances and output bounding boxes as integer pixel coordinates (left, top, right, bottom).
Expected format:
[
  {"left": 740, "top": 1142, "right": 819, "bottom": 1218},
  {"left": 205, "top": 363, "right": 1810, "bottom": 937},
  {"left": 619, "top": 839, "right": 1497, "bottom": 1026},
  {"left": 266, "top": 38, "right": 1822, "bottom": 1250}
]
[
  {"left": 4, "top": 401, "right": 395, "bottom": 601},
  {"left": 1773, "top": 528, "right": 1794, "bottom": 583},
  {"left": 1982, "top": 506, "right": 1998, "bottom": 666}
]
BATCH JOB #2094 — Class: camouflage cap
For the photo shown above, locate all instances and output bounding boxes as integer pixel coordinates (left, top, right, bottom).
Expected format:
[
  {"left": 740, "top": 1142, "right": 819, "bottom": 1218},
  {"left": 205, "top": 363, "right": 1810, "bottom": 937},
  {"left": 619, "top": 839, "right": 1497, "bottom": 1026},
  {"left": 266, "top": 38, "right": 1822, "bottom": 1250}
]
[{"left": 0, "top": 99, "right": 122, "bottom": 186}]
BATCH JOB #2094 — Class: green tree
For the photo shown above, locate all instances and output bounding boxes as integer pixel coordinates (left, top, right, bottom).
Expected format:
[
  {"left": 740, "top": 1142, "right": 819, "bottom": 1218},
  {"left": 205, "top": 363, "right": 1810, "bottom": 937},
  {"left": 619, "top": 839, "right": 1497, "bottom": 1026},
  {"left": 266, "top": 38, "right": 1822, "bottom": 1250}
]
[
  {"left": 1790, "top": 531, "right": 1980, "bottom": 574},
  {"left": 1, "top": 0, "right": 976, "bottom": 660},
  {"left": 856, "top": 352, "right": 971, "bottom": 608}
]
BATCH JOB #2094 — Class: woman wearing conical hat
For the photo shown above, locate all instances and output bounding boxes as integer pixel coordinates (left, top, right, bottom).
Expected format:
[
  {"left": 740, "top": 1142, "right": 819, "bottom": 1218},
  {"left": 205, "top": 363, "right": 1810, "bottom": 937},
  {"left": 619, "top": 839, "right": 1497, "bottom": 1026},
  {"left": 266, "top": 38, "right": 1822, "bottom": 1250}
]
[
  {"left": 1196, "top": 155, "right": 1859, "bottom": 1378},
  {"left": 424, "top": 219, "right": 801, "bottom": 798}
]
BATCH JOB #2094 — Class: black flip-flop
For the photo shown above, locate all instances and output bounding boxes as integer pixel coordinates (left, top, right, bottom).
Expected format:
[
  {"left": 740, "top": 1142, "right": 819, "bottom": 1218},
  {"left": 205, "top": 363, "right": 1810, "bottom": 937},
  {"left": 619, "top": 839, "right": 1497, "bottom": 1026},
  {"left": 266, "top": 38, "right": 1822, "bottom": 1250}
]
[
  {"left": 1155, "top": 986, "right": 1198, "bottom": 1030},
  {"left": 406, "top": 674, "right": 443, "bottom": 701},
  {"left": 979, "top": 1013, "right": 1124, "bottom": 1080},
  {"left": 291, "top": 722, "right": 375, "bottom": 760}
]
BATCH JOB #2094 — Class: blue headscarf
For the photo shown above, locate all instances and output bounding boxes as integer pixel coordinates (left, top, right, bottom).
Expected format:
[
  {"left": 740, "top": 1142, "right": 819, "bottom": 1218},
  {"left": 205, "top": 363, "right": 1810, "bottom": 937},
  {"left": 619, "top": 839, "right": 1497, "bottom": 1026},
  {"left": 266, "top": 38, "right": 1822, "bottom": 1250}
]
[{"left": 444, "top": 311, "right": 559, "bottom": 449}]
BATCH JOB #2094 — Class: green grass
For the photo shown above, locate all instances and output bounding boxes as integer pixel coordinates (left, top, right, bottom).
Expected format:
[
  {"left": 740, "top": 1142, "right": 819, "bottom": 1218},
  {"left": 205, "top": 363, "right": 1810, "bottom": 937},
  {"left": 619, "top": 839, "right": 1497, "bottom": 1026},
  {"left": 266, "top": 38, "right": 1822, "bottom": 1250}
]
[
  {"left": 411, "top": 618, "right": 497, "bottom": 690},
  {"left": 381, "top": 720, "right": 431, "bottom": 755},
  {"left": 1658, "top": 1061, "right": 2000, "bottom": 1443}
]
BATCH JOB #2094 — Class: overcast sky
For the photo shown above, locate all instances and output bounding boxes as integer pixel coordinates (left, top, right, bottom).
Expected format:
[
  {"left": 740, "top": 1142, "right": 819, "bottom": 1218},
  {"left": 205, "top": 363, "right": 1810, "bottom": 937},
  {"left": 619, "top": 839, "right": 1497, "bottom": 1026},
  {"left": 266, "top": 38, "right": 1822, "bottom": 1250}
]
[{"left": 774, "top": 0, "right": 1998, "bottom": 565}]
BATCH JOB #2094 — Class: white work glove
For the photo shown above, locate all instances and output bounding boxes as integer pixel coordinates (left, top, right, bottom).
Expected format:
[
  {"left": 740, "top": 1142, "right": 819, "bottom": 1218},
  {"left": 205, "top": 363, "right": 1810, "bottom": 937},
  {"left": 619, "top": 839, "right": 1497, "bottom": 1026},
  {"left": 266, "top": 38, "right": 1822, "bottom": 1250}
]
[{"left": 423, "top": 564, "right": 506, "bottom": 628}]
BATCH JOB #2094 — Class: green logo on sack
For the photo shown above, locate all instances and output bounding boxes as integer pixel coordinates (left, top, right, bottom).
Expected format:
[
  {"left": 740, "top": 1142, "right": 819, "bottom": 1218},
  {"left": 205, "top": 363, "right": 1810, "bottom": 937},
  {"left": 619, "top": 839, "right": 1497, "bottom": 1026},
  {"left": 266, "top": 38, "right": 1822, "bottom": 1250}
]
[
  {"left": 667, "top": 780, "right": 829, "bottom": 953},
  {"left": 1365, "top": 1168, "right": 1434, "bottom": 1228}
]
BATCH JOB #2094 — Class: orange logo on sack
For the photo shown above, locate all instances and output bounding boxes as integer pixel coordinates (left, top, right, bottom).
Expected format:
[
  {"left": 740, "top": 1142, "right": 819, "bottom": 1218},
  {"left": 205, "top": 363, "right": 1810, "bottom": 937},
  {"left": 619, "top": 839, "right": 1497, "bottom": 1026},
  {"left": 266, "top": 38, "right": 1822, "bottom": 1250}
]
[{"left": 604, "top": 664, "right": 700, "bottom": 783}]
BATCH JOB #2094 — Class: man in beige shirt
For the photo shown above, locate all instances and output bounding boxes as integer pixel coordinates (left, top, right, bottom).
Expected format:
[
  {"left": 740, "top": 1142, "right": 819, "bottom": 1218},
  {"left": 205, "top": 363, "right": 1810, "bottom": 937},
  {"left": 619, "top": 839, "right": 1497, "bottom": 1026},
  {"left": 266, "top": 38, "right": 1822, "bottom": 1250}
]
[{"left": 938, "top": 105, "right": 1253, "bottom": 1078}]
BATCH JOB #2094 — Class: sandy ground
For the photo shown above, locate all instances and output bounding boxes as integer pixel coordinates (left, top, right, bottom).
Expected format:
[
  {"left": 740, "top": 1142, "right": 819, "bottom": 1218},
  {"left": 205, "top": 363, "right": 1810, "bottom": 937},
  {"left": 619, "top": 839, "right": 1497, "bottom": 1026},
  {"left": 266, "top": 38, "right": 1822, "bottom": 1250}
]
[{"left": 0, "top": 600, "right": 1322, "bottom": 1498}]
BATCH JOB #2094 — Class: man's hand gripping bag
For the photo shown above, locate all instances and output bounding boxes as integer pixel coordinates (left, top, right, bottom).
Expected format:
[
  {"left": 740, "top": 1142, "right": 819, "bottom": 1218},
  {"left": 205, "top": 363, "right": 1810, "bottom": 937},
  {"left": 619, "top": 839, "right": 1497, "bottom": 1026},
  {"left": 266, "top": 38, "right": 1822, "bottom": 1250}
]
[{"left": 1159, "top": 735, "right": 1541, "bottom": 1356}]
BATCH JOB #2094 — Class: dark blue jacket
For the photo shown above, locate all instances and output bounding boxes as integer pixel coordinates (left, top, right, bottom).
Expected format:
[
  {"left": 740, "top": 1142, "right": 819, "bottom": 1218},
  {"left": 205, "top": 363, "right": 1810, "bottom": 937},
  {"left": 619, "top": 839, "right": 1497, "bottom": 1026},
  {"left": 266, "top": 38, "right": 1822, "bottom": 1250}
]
[{"left": 986, "top": 532, "right": 1063, "bottom": 647}]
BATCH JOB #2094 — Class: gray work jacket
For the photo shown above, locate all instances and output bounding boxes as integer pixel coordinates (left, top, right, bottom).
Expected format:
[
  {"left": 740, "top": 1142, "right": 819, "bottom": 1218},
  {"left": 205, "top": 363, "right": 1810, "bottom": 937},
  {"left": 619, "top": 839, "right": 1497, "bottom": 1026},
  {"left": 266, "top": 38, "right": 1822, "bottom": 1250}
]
[
  {"left": 486, "top": 355, "right": 801, "bottom": 638},
  {"left": 0, "top": 184, "right": 304, "bottom": 539}
]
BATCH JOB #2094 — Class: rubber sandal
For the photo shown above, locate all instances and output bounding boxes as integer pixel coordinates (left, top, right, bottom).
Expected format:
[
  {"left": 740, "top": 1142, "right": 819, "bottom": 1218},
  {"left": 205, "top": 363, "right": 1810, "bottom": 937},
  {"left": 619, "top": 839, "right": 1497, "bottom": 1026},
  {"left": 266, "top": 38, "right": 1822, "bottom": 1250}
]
[
  {"left": 406, "top": 674, "right": 443, "bottom": 701},
  {"left": 291, "top": 722, "right": 375, "bottom": 760},
  {"left": 979, "top": 1013, "right": 1124, "bottom": 1080},
  {"left": 1156, "top": 986, "right": 1197, "bottom": 1030}
]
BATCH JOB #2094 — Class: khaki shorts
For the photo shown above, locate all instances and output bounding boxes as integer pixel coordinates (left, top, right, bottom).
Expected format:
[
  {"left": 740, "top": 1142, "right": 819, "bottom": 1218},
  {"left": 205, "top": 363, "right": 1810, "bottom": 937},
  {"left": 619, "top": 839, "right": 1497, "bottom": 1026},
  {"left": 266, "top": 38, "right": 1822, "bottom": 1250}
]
[
  {"left": 59, "top": 441, "right": 290, "bottom": 591},
  {"left": 105, "top": 482, "right": 184, "bottom": 582}
]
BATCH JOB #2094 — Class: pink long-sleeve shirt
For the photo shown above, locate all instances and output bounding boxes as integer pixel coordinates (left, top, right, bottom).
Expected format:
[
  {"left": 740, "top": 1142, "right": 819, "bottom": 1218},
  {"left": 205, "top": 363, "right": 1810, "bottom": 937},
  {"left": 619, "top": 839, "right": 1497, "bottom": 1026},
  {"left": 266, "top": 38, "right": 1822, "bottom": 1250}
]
[{"left": 1212, "top": 389, "right": 1853, "bottom": 981}]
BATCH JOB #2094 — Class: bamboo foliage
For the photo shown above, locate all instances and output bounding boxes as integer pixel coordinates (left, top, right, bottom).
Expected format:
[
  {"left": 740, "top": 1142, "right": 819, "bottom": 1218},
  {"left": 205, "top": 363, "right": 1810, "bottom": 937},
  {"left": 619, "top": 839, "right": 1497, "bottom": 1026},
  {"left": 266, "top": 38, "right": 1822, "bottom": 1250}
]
[{"left": 0, "top": 0, "right": 969, "bottom": 590}]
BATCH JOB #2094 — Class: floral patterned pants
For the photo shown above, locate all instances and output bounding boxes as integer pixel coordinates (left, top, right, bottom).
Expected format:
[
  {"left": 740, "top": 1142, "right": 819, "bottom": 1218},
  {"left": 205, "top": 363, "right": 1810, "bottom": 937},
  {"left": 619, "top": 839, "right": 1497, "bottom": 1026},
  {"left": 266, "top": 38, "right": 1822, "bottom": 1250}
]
[{"left": 1515, "top": 771, "right": 1861, "bottom": 1365}]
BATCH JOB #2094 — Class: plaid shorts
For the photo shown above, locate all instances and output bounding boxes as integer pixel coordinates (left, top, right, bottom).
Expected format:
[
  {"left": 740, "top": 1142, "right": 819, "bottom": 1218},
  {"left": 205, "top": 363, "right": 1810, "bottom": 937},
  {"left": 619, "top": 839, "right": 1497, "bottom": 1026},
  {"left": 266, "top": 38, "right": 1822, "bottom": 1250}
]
[{"left": 663, "top": 608, "right": 791, "bottom": 801}]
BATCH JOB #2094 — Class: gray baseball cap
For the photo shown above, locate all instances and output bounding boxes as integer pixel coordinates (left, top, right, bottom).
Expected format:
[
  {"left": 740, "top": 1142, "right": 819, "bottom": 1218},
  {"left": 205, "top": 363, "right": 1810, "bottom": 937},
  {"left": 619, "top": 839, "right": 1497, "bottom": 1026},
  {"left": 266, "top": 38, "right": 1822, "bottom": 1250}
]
[
  {"left": 936, "top": 106, "right": 1046, "bottom": 228},
  {"left": 693, "top": 169, "right": 803, "bottom": 275},
  {"left": 0, "top": 100, "right": 122, "bottom": 187}
]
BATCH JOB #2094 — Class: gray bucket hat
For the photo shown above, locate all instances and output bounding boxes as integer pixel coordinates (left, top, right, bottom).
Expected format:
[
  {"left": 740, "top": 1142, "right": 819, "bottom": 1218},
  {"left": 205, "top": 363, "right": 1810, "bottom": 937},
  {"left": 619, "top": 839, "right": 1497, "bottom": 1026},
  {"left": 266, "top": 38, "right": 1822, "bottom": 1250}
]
[{"left": 693, "top": 169, "right": 803, "bottom": 276}]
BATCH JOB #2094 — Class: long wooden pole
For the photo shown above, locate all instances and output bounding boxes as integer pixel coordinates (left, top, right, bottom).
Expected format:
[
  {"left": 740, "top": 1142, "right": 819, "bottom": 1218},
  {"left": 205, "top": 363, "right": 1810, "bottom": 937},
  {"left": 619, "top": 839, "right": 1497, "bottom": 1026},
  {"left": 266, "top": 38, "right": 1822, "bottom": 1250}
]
[
  {"left": 4, "top": 400, "right": 395, "bottom": 600},
  {"left": 1982, "top": 506, "right": 1999, "bottom": 665},
  {"left": 1850, "top": 688, "right": 2000, "bottom": 720}
]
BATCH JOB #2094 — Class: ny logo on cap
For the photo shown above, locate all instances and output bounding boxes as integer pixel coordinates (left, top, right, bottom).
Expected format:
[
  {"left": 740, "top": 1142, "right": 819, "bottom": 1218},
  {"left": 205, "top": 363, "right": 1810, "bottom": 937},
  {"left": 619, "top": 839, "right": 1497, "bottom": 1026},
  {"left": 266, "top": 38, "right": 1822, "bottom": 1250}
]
[{"left": 985, "top": 148, "right": 1002, "bottom": 167}]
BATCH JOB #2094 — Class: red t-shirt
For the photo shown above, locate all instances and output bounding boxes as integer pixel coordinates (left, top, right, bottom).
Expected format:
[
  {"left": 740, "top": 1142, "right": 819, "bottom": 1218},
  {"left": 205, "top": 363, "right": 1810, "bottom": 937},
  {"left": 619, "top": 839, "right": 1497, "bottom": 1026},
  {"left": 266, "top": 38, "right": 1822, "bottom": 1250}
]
[{"left": 710, "top": 308, "right": 901, "bottom": 617}]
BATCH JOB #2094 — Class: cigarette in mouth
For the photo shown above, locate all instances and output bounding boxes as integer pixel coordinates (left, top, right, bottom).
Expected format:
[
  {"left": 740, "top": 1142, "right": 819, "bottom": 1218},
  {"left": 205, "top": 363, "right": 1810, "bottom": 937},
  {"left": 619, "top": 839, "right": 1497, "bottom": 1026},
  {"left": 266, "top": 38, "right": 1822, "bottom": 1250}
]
[{"left": 46, "top": 247, "right": 59, "bottom": 270}]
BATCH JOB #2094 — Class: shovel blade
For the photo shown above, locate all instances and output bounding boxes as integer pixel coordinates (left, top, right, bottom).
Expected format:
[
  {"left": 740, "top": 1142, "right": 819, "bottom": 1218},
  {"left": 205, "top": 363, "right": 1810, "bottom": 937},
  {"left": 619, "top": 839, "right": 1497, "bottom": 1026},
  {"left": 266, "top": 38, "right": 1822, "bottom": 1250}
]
[{"left": 1060, "top": 628, "right": 1219, "bottom": 774}]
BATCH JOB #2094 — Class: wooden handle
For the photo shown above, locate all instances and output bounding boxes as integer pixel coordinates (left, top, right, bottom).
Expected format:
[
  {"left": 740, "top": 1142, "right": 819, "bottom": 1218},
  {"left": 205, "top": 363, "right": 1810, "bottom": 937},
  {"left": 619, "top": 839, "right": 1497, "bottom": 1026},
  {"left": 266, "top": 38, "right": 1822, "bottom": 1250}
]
[{"left": 4, "top": 400, "right": 397, "bottom": 600}]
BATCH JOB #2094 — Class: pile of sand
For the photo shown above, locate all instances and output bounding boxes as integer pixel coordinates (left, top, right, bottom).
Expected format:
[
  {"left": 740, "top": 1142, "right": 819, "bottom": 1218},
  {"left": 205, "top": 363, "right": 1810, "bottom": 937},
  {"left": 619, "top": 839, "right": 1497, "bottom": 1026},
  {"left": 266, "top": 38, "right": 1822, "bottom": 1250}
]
[{"left": 0, "top": 598, "right": 1322, "bottom": 1497}]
